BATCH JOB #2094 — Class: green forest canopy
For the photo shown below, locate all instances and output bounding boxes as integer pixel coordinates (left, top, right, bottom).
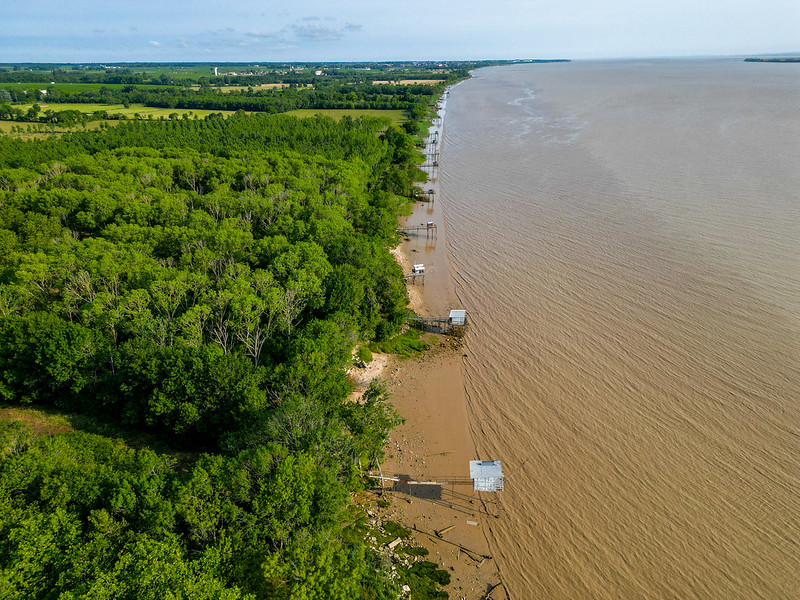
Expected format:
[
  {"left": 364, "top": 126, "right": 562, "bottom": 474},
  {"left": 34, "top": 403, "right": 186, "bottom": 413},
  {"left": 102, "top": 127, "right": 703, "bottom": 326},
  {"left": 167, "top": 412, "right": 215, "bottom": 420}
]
[{"left": 0, "top": 107, "right": 436, "bottom": 598}]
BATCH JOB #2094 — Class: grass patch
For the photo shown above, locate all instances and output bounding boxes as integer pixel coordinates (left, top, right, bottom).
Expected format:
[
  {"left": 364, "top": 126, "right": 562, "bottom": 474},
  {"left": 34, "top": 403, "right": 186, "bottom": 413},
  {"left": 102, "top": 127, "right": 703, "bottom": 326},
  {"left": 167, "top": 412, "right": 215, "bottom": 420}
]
[
  {"left": 0, "top": 403, "right": 199, "bottom": 465},
  {"left": 342, "top": 505, "right": 370, "bottom": 545},
  {"left": 13, "top": 103, "right": 241, "bottom": 119},
  {"left": 368, "top": 329, "right": 428, "bottom": 358},
  {"left": 397, "top": 545, "right": 429, "bottom": 557},
  {"left": 409, "top": 561, "right": 450, "bottom": 586},
  {"left": 0, "top": 120, "right": 108, "bottom": 139},
  {"left": 207, "top": 83, "right": 310, "bottom": 92},
  {"left": 284, "top": 108, "right": 406, "bottom": 125},
  {"left": 0, "top": 405, "right": 73, "bottom": 438},
  {"left": 383, "top": 520, "right": 412, "bottom": 539},
  {"left": 6, "top": 105, "right": 404, "bottom": 126},
  {"left": 399, "top": 560, "right": 450, "bottom": 600},
  {"left": 417, "top": 119, "right": 433, "bottom": 137}
]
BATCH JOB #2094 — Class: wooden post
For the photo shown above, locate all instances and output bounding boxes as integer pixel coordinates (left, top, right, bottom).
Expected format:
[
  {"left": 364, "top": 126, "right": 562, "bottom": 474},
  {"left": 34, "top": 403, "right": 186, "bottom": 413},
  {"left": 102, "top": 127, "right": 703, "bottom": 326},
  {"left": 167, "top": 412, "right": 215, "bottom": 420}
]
[{"left": 377, "top": 457, "right": 385, "bottom": 497}]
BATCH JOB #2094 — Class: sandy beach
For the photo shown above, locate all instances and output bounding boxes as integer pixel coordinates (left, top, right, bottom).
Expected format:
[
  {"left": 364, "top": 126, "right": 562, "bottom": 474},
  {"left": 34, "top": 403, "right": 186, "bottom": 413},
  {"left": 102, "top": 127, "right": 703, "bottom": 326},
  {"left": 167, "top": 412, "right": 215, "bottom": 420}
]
[{"left": 361, "top": 96, "right": 507, "bottom": 600}]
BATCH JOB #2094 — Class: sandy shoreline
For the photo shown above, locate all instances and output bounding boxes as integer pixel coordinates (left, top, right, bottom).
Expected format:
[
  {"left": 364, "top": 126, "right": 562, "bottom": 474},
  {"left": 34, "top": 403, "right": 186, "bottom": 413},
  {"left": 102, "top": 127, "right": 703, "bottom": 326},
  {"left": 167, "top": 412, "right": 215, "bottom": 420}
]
[{"left": 363, "top": 93, "right": 506, "bottom": 599}]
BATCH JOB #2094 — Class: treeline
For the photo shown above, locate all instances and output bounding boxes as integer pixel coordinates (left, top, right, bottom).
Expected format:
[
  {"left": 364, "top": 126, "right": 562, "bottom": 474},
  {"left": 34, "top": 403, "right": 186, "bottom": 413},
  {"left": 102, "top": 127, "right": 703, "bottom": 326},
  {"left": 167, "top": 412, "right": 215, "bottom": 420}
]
[
  {"left": 0, "top": 69, "right": 183, "bottom": 86},
  {"left": 744, "top": 57, "right": 800, "bottom": 62},
  {"left": 0, "top": 62, "right": 479, "bottom": 87},
  {"left": 1, "top": 81, "right": 439, "bottom": 114}
]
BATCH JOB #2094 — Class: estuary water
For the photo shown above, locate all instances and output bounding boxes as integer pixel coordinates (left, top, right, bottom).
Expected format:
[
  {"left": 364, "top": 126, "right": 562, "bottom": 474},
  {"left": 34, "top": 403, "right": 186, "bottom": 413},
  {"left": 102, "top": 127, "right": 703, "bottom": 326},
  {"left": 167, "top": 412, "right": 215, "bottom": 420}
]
[{"left": 439, "top": 59, "right": 800, "bottom": 598}]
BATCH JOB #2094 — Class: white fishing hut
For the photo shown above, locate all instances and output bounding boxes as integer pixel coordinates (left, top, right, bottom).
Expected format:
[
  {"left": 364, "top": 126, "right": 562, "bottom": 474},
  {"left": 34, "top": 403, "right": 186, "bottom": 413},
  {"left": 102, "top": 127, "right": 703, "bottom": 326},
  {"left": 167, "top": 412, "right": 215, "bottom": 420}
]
[
  {"left": 448, "top": 309, "right": 467, "bottom": 326},
  {"left": 469, "top": 460, "right": 504, "bottom": 492}
]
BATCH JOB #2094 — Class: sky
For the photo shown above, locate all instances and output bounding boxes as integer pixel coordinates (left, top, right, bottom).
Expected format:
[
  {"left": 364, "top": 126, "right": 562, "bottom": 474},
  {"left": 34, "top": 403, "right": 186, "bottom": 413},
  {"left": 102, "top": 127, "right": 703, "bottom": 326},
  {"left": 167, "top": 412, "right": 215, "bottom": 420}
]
[{"left": 1, "top": 0, "right": 798, "bottom": 63}]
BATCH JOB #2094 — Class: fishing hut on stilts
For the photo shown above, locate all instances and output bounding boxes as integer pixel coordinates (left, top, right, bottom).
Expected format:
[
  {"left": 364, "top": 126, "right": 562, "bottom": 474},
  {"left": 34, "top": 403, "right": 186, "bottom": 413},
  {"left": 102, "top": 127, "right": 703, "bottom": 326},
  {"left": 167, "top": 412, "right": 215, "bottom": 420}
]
[
  {"left": 398, "top": 221, "right": 437, "bottom": 238},
  {"left": 370, "top": 460, "right": 504, "bottom": 496},
  {"left": 404, "top": 263, "right": 425, "bottom": 285},
  {"left": 407, "top": 309, "right": 467, "bottom": 334}
]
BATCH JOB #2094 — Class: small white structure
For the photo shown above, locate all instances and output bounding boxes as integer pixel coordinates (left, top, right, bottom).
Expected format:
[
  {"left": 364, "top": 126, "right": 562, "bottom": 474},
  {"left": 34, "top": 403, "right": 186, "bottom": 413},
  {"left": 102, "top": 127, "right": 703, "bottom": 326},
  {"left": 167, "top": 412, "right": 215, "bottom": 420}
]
[
  {"left": 448, "top": 309, "right": 467, "bottom": 326},
  {"left": 469, "top": 460, "right": 504, "bottom": 492},
  {"left": 412, "top": 264, "right": 425, "bottom": 274}
]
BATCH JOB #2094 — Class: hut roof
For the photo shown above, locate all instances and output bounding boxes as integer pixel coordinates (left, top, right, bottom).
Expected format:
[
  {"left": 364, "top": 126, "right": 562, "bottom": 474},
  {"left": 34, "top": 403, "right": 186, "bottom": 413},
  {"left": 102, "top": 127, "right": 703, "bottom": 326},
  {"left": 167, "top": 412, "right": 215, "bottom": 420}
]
[{"left": 469, "top": 460, "right": 504, "bottom": 491}]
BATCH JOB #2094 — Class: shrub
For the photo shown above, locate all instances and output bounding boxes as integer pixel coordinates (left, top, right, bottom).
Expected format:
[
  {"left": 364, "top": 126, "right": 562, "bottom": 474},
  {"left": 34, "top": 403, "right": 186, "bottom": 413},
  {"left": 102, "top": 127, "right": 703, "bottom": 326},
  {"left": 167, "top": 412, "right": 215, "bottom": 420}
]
[{"left": 356, "top": 345, "right": 373, "bottom": 363}]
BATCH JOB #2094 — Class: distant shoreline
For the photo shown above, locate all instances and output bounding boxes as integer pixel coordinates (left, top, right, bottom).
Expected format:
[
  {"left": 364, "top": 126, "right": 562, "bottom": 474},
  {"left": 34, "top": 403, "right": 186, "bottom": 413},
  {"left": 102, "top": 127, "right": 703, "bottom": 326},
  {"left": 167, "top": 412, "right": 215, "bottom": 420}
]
[{"left": 744, "top": 57, "right": 800, "bottom": 62}]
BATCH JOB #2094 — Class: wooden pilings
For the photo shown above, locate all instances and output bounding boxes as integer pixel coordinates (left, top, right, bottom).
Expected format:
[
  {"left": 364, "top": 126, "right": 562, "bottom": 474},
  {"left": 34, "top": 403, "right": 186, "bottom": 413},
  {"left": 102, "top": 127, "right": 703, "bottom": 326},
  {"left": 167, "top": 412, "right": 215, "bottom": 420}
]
[
  {"left": 398, "top": 222, "right": 437, "bottom": 238},
  {"left": 406, "top": 315, "right": 465, "bottom": 334},
  {"left": 404, "top": 271, "right": 425, "bottom": 285}
]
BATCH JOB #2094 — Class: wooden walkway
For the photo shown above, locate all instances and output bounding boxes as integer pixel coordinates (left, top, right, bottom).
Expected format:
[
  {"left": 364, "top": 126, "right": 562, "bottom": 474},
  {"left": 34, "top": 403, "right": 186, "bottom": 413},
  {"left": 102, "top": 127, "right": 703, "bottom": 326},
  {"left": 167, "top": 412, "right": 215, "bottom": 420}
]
[
  {"left": 415, "top": 188, "right": 436, "bottom": 202},
  {"left": 404, "top": 272, "right": 424, "bottom": 284},
  {"left": 398, "top": 223, "right": 438, "bottom": 238},
  {"left": 407, "top": 315, "right": 465, "bottom": 334},
  {"left": 370, "top": 474, "right": 474, "bottom": 486}
]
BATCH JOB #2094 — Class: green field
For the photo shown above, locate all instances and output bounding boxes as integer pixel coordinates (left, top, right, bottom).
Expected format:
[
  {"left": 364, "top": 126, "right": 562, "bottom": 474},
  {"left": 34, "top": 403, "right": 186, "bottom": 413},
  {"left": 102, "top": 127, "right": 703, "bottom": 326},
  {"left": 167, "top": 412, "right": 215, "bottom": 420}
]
[
  {"left": 284, "top": 108, "right": 406, "bottom": 124},
  {"left": 12, "top": 103, "right": 406, "bottom": 123},
  {"left": 16, "top": 103, "right": 240, "bottom": 119},
  {"left": 207, "top": 83, "right": 312, "bottom": 92},
  {"left": 0, "top": 120, "right": 106, "bottom": 139}
]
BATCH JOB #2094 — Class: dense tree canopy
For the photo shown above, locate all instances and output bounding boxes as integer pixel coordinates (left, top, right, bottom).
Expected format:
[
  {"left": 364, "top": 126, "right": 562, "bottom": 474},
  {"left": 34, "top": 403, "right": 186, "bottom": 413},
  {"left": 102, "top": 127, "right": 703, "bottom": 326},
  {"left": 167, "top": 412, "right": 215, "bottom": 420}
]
[
  {"left": 0, "top": 114, "right": 418, "bottom": 446},
  {"left": 0, "top": 89, "right": 431, "bottom": 599},
  {"left": 0, "top": 422, "right": 396, "bottom": 599}
]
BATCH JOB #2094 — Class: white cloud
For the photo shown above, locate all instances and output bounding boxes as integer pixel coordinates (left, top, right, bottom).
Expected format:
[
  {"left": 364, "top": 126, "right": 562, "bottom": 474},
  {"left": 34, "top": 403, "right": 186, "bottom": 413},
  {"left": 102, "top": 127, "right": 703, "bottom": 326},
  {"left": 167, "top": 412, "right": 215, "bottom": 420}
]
[{"left": 291, "top": 23, "right": 344, "bottom": 41}]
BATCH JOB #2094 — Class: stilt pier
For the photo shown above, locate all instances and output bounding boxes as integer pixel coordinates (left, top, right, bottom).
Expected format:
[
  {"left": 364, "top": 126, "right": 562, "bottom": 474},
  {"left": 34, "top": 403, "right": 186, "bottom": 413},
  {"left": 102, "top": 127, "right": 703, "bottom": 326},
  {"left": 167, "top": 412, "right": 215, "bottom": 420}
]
[
  {"left": 404, "top": 264, "right": 425, "bottom": 284},
  {"left": 407, "top": 309, "right": 467, "bottom": 334},
  {"left": 407, "top": 315, "right": 451, "bottom": 332},
  {"left": 414, "top": 188, "right": 435, "bottom": 203},
  {"left": 404, "top": 272, "right": 425, "bottom": 284},
  {"left": 398, "top": 222, "right": 437, "bottom": 238}
]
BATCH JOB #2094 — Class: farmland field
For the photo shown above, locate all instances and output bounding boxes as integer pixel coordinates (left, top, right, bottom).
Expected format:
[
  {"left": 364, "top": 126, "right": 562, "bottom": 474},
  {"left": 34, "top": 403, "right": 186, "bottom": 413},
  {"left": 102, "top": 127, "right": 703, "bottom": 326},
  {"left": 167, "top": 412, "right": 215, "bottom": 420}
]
[
  {"left": 370, "top": 79, "right": 443, "bottom": 85},
  {"left": 0, "top": 119, "right": 106, "bottom": 139},
  {"left": 13, "top": 103, "right": 240, "bottom": 119},
  {"left": 1, "top": 107, "right": 406, "bottom": 140},
  {"left": 10, "top": 103, "right": 406, "bottom": 123},
  {"left": 207, "top": 83, "right": 312, "bottom": 92},
  {"left": 284, "top": 108, "right": 406, "bottom": 124}
]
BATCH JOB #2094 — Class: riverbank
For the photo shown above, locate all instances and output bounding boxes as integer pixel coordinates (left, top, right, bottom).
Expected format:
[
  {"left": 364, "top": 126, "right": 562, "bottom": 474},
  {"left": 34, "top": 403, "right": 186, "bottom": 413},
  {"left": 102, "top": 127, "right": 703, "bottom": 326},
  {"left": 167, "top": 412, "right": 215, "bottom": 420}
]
[
  {"left": 376, "top": 335, "right": 503, "bottom": 599},
  {"left": 368, "top": 91, "right": 506, "bottom": 599}
]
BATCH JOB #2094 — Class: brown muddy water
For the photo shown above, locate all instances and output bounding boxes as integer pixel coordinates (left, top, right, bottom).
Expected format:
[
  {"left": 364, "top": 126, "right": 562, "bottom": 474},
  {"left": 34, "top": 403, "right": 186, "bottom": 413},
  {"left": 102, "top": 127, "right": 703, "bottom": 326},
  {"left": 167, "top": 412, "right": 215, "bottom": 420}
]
[{"left": 438, "top": 59, "right": 800, "bottom": 599}]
